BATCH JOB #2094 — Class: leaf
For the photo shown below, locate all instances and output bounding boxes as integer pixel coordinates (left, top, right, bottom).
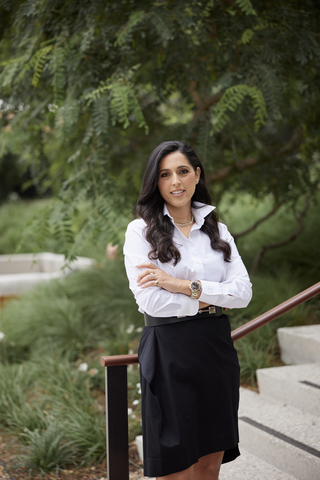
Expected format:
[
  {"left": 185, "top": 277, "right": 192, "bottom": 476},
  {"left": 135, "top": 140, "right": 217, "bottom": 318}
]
[
  {"left": 241, "top": 29, "right": 254, "bottom": 44},
  {"left": 115, "top": 10, "right": 145, "bottom": 47},
  {"left": 0, "top": 61, "right": 20, "bottom": 87},
  {"left": 93, "top": 95, "right": 108, "bottom": 136},
  {"left": 211, "top": 84, "right": 267, "bottom": 132},
  {"left": 241, "top": 21, "right": 276, "bottom": 45},
  {"left": 150, "top": 12, "right": 174, "bottom": 47},
  {"left": 17, "top": 46, "right": 53, "bottom": 87},
  {"left": 83, "top": 82, "right": 110, "bottom": 108},
  {"left": 235, "top": 0, "right": 257, "bottom": 16},
  {"left": 110, "top": 82, "right": 130, "bottom": 128},
  {"left": 257, "top": 64, "right": 282, "bottom": 116},
  {"left": 50, "top": 46, "right": 66, "bottom": 104}
]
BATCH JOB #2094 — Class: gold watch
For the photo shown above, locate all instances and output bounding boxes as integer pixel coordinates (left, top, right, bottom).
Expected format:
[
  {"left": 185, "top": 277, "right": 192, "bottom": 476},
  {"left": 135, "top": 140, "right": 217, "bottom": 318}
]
[{"left": 189, "top": 280, "right": 202, "bottom": 299}]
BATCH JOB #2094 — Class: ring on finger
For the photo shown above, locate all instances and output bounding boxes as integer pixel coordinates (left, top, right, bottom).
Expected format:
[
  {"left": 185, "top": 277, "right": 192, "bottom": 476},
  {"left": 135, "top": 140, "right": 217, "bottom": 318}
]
[
  {"left": 150, "top": 272, "right": 154, "bottom": 280},
  {"left": 155, "top": 280, "right": 159, "bottom": 286}
]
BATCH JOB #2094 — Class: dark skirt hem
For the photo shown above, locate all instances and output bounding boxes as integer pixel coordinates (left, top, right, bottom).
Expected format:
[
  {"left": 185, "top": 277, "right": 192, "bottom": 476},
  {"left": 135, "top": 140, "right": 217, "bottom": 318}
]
[{"left": 143, "top": 438, "right": 240, "bottom": 477}]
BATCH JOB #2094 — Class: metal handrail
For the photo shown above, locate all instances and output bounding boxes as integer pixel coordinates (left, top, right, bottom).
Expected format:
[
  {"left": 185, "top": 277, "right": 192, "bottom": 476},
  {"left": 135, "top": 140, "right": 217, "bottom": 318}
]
[
  {"left": 100, "top": 281, "right": 320, "bottom": 480},
  {"left": 231, "top": 281, "right": 320, "bottom": 341},
  {"left": 100, "top": 281, "right": 320, "bottom": 367}
]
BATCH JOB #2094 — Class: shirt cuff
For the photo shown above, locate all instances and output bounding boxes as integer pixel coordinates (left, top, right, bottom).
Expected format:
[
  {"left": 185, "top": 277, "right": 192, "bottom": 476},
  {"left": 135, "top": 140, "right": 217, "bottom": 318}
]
[
  {"left": 199, "top": 280, "right": 221, "bottom": 305},
  {"left": 176, "top": 294, "right": 199, "bottom": 317}
]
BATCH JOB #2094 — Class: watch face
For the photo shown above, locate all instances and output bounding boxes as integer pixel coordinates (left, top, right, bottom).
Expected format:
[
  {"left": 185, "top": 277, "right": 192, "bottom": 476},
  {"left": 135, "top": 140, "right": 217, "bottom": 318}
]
[{"left": 191, "top": 281, "right": 201, "bottom": 292}]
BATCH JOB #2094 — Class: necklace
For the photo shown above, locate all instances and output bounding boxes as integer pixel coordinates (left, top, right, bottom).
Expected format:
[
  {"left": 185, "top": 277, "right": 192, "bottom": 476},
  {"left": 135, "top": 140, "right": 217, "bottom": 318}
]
[{"left": 174, "top": 215, "right": 194, "bottom": 227}]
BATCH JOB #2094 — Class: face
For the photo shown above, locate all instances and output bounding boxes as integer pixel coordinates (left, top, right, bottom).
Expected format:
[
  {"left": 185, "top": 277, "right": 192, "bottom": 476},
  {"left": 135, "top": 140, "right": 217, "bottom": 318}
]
[{"left": 158, "top": 151, "right": 200, "bottom": 215}]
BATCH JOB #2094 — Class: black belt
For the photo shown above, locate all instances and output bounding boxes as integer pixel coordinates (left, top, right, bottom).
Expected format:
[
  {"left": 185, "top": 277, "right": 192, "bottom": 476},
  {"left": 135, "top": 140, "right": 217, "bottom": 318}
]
[{"left": 144, "top": 305, "right": 223, "bottom": 327}]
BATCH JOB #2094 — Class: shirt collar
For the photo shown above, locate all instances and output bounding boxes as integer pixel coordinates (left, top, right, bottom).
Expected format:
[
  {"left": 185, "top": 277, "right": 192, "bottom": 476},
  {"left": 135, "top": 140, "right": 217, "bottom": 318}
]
[{"left": 163, "top": 202, "right": 215, "bottom": 228}]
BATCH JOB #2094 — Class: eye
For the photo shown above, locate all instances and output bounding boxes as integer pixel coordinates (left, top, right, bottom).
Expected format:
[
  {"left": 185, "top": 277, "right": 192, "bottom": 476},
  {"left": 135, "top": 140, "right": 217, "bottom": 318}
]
[
  {"left": 160, "top": 172, "right": 169, "bottom": 178},
  {"left": 179, "top": 169, "right": 189, "bottom": 174}
]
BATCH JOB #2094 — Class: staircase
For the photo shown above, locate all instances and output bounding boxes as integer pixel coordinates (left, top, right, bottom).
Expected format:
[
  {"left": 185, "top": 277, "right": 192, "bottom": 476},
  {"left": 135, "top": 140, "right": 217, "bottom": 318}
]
[
  {"left": 135, "top": 324, "right": 320, "bottom": 479},
  {"left": 220, "top": 324, "right": 320, "bottom": 480}
]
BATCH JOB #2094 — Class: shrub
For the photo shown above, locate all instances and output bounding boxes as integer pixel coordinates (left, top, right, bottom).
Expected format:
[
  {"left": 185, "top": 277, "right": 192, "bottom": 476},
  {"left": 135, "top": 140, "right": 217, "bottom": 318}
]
[{"left": 18, "top": 423, "right": 78, "bottom": 474}]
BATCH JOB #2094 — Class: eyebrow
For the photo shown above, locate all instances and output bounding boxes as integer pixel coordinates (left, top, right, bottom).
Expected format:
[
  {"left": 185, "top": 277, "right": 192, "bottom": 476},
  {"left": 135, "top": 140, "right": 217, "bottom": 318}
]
[{"left": 159, "top": 165, "right": 191, "bottom": 174}]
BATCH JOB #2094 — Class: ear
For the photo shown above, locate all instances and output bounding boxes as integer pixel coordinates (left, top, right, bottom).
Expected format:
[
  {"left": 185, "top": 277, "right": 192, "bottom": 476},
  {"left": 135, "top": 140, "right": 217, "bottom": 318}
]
[{"left": 195, "top": 167, "right": 201, "bottom": 183}]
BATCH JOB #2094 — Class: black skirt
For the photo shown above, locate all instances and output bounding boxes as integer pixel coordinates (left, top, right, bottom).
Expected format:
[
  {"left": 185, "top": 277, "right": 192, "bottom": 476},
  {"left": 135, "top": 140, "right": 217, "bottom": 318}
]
[{"left": 138, "top": 313, "right": 240, "bottom": 478}]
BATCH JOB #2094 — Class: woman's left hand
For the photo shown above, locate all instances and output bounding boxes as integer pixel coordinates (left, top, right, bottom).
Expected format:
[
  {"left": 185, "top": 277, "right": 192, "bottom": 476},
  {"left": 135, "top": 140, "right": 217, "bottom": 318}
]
[{"left": 136, "top": 262, "right": 190, "bottom": 295}]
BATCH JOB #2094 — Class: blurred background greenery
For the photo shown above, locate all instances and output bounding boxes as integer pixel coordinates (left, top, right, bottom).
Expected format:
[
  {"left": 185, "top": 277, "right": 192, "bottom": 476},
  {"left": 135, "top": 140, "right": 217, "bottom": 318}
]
[
  {"left": 0, "top": 0, "right": 319, "bottom": 475},
  {"left": 0, "top": 0, "right": 319, "bottom": 261}
]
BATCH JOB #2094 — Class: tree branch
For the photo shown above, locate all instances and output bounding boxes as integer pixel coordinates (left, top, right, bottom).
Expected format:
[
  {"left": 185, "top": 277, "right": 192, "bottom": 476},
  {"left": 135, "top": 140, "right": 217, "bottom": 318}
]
[
  {"left": 250, "top": 194, "right": 310, "bottom": 275},
  {"left": 233, "top": 202, "right": 282, "bottom": 241},
  {"left": 188, "top": 81, "right": 221, "bottom": 122},
  {"left": 208, "top": 155, "right": 260, "bottom": 182},
  {"left": 206, "top": 129, "right": 303, "bottom": 183}
]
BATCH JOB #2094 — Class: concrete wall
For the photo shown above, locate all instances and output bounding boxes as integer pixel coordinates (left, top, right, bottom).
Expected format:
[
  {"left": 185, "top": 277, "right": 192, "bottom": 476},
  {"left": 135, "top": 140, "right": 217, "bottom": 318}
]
[{"left": 0, "top": 252, "right": 95, "bottom": 296}]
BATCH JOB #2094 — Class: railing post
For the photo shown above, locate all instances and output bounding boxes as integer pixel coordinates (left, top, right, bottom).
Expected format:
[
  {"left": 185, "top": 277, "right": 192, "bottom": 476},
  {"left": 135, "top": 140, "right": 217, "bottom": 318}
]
[{"left": 105, "top": 365, "right": 129, "bottom": 480}]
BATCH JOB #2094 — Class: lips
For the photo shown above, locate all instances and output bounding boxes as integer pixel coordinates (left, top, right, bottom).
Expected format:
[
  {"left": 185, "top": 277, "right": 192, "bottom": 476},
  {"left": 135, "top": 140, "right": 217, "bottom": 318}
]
[{"left": 171, "top": 190, "right": 185, "bottom": 196}]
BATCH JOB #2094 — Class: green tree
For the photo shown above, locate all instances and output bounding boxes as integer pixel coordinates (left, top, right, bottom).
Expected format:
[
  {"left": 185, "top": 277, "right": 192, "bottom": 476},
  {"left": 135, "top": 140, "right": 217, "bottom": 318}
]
[{"left": 0, "top": 0, "right": 319, "bottom": 267}]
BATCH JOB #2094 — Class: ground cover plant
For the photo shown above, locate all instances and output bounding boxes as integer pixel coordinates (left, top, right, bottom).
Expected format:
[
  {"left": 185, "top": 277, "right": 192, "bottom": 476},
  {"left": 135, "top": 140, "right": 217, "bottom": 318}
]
[
  {"left": 0, "top": 258, "right": 144, "bottom": 475},
  {"left": 0, "top": 194, "right": 319, "bottom": 474}
]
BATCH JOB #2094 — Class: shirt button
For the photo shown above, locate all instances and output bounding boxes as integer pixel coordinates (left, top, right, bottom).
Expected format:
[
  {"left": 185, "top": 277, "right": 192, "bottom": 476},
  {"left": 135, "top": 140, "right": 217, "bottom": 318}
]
[{"left": 187, "top": 310, "right": 190, "bottom": 314}]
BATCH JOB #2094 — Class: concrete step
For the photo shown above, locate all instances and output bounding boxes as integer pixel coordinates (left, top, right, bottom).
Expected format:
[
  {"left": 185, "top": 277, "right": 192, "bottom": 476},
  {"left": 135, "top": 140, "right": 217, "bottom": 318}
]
[
  {"left": 219, "top": 448, "right": 297, "bottom": 480},
  {"left": 136, "top": 436, "right": 297, "bottom": 480},
  {"left": 277, "top": 324, "right": 320, "bottom": 365},
  {"left": 239, "top": 387, "right": 320, "bottom": 480},
  {"left": 257, "top": 363, "right": 320, "bottom": 418}
]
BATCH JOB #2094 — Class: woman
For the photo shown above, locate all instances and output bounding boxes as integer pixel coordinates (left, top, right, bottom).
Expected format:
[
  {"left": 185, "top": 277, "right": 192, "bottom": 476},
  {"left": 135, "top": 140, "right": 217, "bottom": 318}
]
[{"left": 123, "top": 141, "right": 252, "bottom": 480}]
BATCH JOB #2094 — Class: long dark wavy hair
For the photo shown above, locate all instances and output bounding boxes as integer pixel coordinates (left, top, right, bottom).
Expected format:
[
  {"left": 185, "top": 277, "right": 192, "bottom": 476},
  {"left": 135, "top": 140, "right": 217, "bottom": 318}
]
[{"left": 137, "top": 141, "right": 231, "bottom": 265}]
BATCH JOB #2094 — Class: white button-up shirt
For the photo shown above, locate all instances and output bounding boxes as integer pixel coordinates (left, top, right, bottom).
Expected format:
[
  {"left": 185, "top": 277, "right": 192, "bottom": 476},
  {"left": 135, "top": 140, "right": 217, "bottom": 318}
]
[{"left": 123, "top": 202, "right": 252, "bottom": 318}]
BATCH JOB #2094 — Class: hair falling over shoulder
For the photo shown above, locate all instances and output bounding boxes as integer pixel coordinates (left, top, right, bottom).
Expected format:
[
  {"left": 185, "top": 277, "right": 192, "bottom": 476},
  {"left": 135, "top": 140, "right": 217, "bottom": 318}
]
[{"left": 136, "top": 141, "right": 231, "bottom": 265}]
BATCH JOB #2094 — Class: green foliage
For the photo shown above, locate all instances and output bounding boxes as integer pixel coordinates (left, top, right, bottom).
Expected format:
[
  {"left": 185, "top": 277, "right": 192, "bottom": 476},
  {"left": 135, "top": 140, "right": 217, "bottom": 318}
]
[
  {"left": 237, "top": 336, "right": 275, "bottom": 385},
  {"left": 240, "top": 20, "right": 276, "bottom": 45},
  {"left": 43, "top": 364, "right": 106, "bottom": 465},
  {"left": 84, "top": 68, "right": 148, "bottom": 133},
  {"left": 0, "top": 363, "right": 39, "bottom": 426},
  {"left": 0, "top": 261, "right": 141, "bottom": 364},
  {"left": 93, "top": 96, "right": 108, "bottom": 137},
  {"left": 212, "top": 85, "right": 267, "bottom": 132},
  {"left": 235, "top": 0, "right": 257, "bottom": 16},
  {"left": 28, "top": 46, "right": 53, "bottom": 88},
  {"left": 50, "top": 45, "right": 66, "bottom": 105},
  {"left": 0, "top": 261, "right": 143, "bottom": 472},
  {"left": 0, "top": 0, "right": 319, "bottom": 259},
  {"left": 13, "top": 194, "right": 131, "bottom": 260},
  {"left": 195, "top": 119, "right": 215, "bottom": 165},
  {"left": 115, "top": 10, "right": 146, "bottom": 47},
  {"left": 0, "top": 199, "right": 51, "bottom": 254},
  {"left": 18, "top": 424, "right": 77, "bottom": 474},
  {"left": 219, "top": 192, "right": 320, "bottom": 282}
]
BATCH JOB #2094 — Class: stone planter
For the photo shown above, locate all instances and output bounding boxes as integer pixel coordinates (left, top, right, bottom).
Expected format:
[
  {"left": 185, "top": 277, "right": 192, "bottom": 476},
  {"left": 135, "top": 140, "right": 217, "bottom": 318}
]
[{"left": 0, "top": 252, "right": 95, "bottom": 298}]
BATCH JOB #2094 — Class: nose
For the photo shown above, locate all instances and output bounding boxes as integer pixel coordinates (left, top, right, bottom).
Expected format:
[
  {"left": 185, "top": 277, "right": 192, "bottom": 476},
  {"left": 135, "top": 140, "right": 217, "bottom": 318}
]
[{"left": 172, "top": 172, "right": 181, "bottom": 185}]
